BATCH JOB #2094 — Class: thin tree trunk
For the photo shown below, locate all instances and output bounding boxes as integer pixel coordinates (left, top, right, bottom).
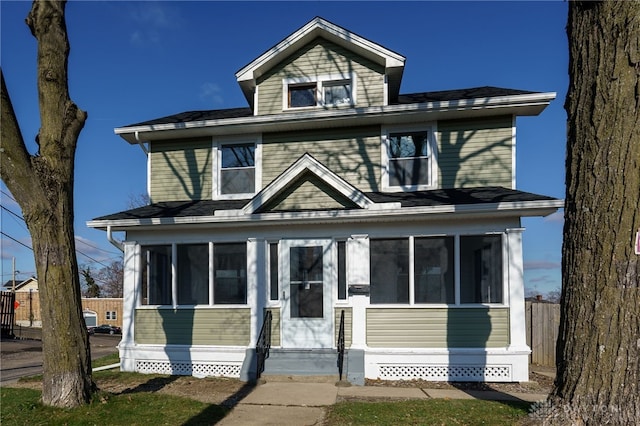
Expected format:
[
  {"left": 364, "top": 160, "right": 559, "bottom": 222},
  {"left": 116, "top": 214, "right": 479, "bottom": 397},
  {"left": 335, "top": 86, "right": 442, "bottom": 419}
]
[
  {"left": 1, "top": 0, "right": 94, "bottom": 407},
  {"left": 536, "top": 1, "right": 640, "bottom": 424}
]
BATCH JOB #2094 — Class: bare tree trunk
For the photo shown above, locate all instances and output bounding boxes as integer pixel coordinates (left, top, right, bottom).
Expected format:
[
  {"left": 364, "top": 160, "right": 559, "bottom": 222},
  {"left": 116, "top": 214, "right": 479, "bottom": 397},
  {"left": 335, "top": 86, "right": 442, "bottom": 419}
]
[
  {"left": 0, "top": 0, "right": 94, "bottom": 407},
  {"left": 536, "top": 1, "right": 640, "bottom": 424}
]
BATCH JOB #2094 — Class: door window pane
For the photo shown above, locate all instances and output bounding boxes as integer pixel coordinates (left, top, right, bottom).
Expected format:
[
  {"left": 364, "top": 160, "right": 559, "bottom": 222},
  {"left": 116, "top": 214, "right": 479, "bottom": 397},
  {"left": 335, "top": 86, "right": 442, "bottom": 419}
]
[
  {"left": 177, "top": 244, "right": 209, "bottom": 305},
  {"left": 414, "top": 237, "right": 454, "bottom": 304},
  {"left": 370, "top": 239, "right": 409, "bottom": 304},
  {"left": 141, "top": 245, "right": 172, "bottom": 305},
  {"left": 289, "top": 246, "right": 323, "bottom": 318},
  {"left": 337, "top": 241, "right": 347, "bottom": 300},
  {"left": 269, "top": 243, "right": 279, "bottom": 301},
  {"left": 460, "top": 235, "right": 503, "bottom": 303},
  {"left": 214, "top": 243, "right": 247, "bottom": 304}
]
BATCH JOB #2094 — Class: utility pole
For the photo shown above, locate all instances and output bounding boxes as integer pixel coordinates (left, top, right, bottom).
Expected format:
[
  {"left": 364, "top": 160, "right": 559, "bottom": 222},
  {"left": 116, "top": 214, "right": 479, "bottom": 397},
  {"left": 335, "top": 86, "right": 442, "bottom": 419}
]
[{"left": 12, "top": 257, "right": 16, "bottom": 292}]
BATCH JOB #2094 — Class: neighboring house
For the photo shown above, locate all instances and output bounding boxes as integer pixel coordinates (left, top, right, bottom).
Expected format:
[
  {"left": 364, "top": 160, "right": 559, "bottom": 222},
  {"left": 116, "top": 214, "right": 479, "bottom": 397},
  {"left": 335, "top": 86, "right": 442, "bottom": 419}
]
[
  {"left": 7, "top": 278, "right": 123, "bottom": 329},
  {"left": 88, "top": 17, "right": 562, "bottom": 384}
]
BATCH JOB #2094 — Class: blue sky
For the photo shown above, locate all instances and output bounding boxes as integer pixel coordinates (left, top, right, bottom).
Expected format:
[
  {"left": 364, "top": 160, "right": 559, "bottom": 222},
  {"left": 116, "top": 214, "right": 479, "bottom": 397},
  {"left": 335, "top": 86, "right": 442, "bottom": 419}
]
[{"left": 1, "top": 1, "right": 567, "bottom": 296}]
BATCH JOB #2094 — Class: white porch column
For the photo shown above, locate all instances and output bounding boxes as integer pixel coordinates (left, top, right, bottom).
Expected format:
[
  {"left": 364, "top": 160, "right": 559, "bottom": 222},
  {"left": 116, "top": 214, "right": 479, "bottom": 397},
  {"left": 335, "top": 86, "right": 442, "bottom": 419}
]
[
  {"left": 120, "top": 241, "right": 138, "bottom": 371},
  {"left": 348, "top": 235, "right": 369, "bottom": 349},
  {"left": 247, "top": 238, "right": 265, "bottom": 346},
  {"left": 506, "top": 228, "right": 529, "bottom": 351}
]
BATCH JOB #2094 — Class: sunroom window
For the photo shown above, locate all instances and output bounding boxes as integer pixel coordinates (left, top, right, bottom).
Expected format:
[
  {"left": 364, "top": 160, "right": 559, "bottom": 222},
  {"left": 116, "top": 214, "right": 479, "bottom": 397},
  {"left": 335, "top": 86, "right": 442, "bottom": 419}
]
[
  {"left": 370, "top": 235, "right": 503, "bottom": 305},
  {"left": 139, "top": 242, "right": 248, "bottom": 306},
  {"left": 460, "top": 235, "right": 503, "bottom": 304}
]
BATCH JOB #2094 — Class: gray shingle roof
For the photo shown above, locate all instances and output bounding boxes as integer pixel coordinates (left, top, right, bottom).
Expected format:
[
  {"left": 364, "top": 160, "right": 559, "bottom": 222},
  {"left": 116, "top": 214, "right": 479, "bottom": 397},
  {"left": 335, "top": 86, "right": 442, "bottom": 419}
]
[
  {"left": 92, "top": 187, "right": 558, "bottom": 221},
  {"left": 121, "top": 86, "right": 536, "bottom": 129}
]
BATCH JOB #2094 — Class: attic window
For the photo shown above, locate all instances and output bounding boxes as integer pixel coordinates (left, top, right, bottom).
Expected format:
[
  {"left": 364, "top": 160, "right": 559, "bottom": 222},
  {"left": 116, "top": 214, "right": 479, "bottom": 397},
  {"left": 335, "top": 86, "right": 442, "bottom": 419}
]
[
  {"left": 284, "top": 74, "right": 356, "bottom": 109},
  {"left": 289, "top": 84, "right": 316, "bottom": 107}
]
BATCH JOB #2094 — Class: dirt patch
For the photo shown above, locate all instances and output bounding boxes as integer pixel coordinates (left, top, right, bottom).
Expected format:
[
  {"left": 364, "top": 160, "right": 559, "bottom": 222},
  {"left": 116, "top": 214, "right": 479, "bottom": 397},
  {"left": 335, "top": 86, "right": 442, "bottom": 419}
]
[
  {"left": 7, "top": 375, "right": 253, "bottom": 406},
  {"left": 365, "top": 371, "right": 554, "bottom": 395}
]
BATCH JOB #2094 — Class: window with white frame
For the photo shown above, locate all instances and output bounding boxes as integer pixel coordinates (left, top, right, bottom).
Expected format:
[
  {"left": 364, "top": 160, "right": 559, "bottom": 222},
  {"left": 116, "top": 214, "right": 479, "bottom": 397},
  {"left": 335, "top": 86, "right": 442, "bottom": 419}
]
[
  {"left": 140, "top": 242, "right": 247, "bottom": 306},
  {"left": 284, "top": 74, "right": 355, "bottom": 109},
  {"left": 214, "top": 138, "right": 260, "bottom": 199},
  {"left": 382, "top": 126, "right": 436, "bottom": 191},
  {"left": 106, "top": 311, "right": 117, "bottom": 320},
  {"left": 370, "top": 234, "right": 503, "bottom": 305}
]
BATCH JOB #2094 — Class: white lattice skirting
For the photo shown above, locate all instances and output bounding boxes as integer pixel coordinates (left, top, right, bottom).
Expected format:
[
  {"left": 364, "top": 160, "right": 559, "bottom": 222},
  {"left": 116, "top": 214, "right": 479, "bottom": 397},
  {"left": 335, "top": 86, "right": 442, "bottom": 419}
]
[
  {"left": 135, "top": 360, "right": 242, "bottom": 378},
  {"left": 378, "top": 364, "right": 512, "bottom": 381}
]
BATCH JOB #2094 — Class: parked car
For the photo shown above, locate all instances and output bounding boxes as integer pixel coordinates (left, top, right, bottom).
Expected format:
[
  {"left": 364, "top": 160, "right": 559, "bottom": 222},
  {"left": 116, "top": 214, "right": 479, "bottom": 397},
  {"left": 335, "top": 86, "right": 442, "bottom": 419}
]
[
  {"left": 87, "top": 326, "right": 95, "bottom": 335},
  {"left": 90, "top": 324, "right": 121, "bottom": 335}
]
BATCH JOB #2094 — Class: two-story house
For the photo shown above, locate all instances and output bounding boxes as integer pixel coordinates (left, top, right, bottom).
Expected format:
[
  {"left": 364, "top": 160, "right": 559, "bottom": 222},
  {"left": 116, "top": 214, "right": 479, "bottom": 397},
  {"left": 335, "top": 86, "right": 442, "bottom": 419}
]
[{"left": 88, "top": 17, "right": 563, "bottom": 385}]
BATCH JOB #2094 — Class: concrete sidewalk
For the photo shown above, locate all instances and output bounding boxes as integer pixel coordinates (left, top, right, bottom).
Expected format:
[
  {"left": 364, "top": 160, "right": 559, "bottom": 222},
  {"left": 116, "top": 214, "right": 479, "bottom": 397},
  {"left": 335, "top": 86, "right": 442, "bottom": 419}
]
[{"left": 217, "top": 381, "right": 549, "bottom": 426}]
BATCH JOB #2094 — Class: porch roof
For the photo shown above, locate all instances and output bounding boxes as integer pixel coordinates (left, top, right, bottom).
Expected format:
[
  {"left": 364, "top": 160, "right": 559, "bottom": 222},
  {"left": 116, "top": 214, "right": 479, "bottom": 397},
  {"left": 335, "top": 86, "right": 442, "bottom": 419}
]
[{"left": 90, "top": 186, "right": 560, "bottom": 223}]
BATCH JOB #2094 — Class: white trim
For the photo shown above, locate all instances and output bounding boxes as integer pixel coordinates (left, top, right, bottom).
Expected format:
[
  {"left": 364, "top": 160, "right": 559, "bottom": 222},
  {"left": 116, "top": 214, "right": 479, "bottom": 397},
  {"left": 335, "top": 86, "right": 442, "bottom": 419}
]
[
  {"left": 511, "top": 116, "right": 516, "bottom": 189},
  {"left": 88, "top": 199, "right": 565, "bottom": 230},
  {"left": 242, "top": 153, "right": 374, "bottom": 214},
  {"left": 282, "top": 73, "right": 357, "bottom": 110},
  {"left": 235, "top": 17, "right": 405, "bottom": 83},
  {"left": 114, "top": 92, "right": 557, "bottom": 144},
  {"left": 212, "top": 134, "right": 262, "bottom": 200}
]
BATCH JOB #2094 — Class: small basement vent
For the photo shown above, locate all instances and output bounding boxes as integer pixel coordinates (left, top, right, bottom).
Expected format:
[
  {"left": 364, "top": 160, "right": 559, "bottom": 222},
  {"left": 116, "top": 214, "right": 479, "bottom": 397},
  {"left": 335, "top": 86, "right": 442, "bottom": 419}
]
[
  {"left": 135, "top": 361, "right": 241, "bottom": 378},
  {"left": 378, "top": 364, "right": 511, "bottom": 381}
]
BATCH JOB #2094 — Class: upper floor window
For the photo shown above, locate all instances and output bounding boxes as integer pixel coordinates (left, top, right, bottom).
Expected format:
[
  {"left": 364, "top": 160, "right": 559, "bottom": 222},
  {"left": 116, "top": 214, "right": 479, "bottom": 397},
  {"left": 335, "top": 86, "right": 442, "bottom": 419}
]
[
  {"left": 214, "top": 137, "right": 261, "bottom": 199},
  {"left": 284, "top": 74, "right": 356, "bottom": 109},
  {"left": 382, "top": 125, "right": 437, "bottom": 191}
]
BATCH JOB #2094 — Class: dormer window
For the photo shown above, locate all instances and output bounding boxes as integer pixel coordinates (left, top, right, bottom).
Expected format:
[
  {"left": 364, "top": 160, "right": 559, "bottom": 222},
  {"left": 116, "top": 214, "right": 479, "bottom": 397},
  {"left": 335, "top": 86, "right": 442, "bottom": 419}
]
[
  {"left": 382, "top": 124, "right": 437, "bottom": 191},
  {"left": 284, "top": 74, "right": 356, "bottom": 109},
  {"left": 289, "top": 83, "right": 317, "bottom": 107}
]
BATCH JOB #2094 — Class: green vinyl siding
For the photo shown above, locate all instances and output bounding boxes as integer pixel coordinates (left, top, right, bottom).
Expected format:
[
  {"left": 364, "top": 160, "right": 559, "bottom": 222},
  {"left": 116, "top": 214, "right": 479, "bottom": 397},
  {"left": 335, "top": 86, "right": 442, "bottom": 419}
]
[
  {"left": 335, "top": 307, "right": 352, "bottom": 348},
  {"left": 366, "top": 308, "right": 509, "bottom": 348},
  {"left": 135, "top": 308, "right": 250, "bottom": 345},
  {"left": 260, "top": 171, "right": 358, "bottom": 212},
  {"left": 437, "top": 116, "right": 514, "bottom": 188},
  {"left": 257, "top": 38, "right": 385, "bottom": 115},
  {"left": 262, "top": 126, "right": 381, "bottom": 192},
  {"left": 149, "top": 138, "right": 212, "bottom": 202}
]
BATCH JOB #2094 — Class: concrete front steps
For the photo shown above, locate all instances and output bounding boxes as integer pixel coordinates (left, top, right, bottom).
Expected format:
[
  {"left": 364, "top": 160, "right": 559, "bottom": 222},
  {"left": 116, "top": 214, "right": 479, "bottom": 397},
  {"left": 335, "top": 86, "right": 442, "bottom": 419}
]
[{"left": 261, "top": 348, "right": 346, "bottom": 383}]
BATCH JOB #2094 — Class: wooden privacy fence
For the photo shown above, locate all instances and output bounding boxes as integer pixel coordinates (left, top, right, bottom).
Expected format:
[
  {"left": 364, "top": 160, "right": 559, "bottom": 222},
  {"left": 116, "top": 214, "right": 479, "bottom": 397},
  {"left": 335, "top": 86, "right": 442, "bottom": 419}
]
[
  {"left": 1, "top": 291, "right": 16, "bottom": 338},
  {"left": 525, "top": 300, "right": 560, "bottom": 367}
]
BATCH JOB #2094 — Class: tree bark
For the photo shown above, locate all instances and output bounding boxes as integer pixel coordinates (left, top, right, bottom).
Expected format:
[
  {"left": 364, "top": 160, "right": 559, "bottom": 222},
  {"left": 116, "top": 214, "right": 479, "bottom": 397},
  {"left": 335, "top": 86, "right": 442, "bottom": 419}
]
[
  {"left": 0, "top": 0, "right": 94, "bottom": 407},
  {"left": 536, "top": 1, "right": 640, "bottom": 424}
]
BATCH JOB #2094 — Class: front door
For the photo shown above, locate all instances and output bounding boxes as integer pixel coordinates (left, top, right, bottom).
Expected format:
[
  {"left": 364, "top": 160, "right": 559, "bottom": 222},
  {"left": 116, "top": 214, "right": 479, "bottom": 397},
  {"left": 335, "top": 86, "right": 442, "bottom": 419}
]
[{"left": 281, "top": 239, "right": 334, "bottom": 348}]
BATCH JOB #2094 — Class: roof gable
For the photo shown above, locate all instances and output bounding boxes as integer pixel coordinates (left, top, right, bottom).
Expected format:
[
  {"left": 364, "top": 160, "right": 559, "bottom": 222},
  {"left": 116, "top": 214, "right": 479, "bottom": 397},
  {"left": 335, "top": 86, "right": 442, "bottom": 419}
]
[
  {"left": 235, "top": 17, "right": 406, "bottom": 109},
  {"left": 242, "top": 153, "right": 374, "bottom": 214}
]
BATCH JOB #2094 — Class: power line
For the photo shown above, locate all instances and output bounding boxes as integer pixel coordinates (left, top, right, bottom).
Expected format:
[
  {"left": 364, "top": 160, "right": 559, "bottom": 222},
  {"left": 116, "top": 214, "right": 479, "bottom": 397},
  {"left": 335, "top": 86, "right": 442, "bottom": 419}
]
[
  {"left": 0, "top": 231, "right": 32, "bottom": 250},
  {"left": 1, "top": 190, "right": 17, "bottom": 203}
]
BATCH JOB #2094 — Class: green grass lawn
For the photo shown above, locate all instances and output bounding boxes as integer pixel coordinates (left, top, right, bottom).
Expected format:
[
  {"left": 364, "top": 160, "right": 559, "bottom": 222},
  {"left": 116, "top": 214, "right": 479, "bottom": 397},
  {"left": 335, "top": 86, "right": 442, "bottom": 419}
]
[
  {"left": 325, "top": 399, "right": 532, "bottom": 425},
  {"left": 0, "top": 387, "right": 228, "bottom": 426},
  {"left": 2, "top": 353, "right": 532, "bottom": 425}
]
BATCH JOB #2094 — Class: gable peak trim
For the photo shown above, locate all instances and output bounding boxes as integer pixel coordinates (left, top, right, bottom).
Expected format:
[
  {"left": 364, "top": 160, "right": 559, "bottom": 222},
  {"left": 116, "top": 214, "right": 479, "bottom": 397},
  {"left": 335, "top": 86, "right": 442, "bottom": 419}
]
[{"left": 242, "top": 153, "right": 374, "bottom": 214}]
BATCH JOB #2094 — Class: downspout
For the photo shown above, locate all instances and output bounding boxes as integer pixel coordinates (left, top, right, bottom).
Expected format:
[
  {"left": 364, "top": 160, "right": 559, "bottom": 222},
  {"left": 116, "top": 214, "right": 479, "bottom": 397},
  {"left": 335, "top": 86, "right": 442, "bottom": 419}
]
[
  {"left": 134, "top": 131, "right": 149, "bottom": 156},
  {"left": 107, "top": 226, "right": 124, "bottom": 252}
]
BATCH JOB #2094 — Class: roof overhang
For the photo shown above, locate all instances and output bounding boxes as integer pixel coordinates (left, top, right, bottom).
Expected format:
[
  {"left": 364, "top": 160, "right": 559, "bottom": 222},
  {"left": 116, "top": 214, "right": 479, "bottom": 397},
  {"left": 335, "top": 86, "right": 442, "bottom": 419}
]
[
  {"left": 115, "top": 91, "right": 556, "bottom": 144},
  {"left": 234, "top": 17, "right": 406, "bottom": 108},
  {"left": 87, "top": 199, "right": 564, "bottom": 232}
]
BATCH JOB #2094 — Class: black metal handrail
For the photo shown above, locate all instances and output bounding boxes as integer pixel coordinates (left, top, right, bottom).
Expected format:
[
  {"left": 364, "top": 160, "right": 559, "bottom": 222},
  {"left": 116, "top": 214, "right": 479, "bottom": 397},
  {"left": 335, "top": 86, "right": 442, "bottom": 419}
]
[
  {"left": 256, "top": 309, "right": 272, "bottom": 380},
  {"left": 337, "top": 309, "right": 345, "bottom": 381}
]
